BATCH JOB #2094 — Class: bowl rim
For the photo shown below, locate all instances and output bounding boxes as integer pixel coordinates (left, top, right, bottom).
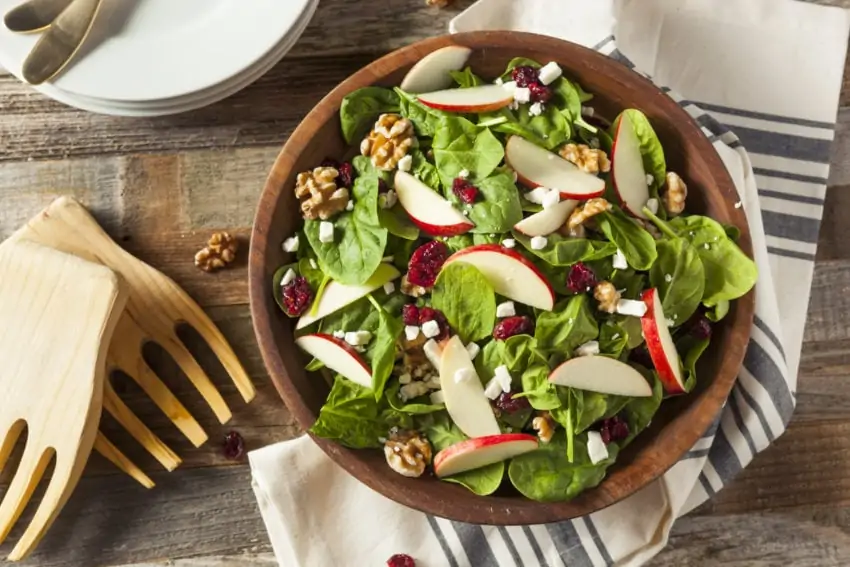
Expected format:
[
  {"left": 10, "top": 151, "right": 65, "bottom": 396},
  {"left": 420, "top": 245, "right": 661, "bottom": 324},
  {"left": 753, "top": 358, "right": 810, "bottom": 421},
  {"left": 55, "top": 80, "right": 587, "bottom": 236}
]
[{"left": 249, "top": 30, "right": 756, "bottom": 525}]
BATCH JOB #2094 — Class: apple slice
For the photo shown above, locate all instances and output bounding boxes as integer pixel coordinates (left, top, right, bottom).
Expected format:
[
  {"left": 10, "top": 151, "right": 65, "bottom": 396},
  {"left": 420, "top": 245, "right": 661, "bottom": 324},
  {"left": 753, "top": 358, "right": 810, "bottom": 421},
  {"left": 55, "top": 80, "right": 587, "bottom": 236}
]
[
  {"left": 434, "top": 433, "right": 538, "bottom": 478},
  {"left": 439, "top": 336, "right": 501, "bottom": 439},
  {"left": 417, "top": 84, "right": 514, "bottom": 113},
  {"left": 611, "top": 112, "right": 651, "bottom": 219},
  {"left": 640, "top": 288, "right": 686, "bottom": 394},
  {"left": 394, "top": 171, "right": 475, "bottom": 236},
  {"left": 296, "top": 264, "right": 401, "bottom": 330},
  {"left": 400, "top": 45, "right": 472, "bottom": 93},
  {"left": 295, "top": 333, "right": 372, "bottom": 388},
  {"left": 513, "top": 198, "right": 579, "bottom": 237},
  {"left": 444, "top": 244, "right": 555, "bottom": 311},
  {"left": 505, "top": 136, "right": 605, "bottom": 199},
  {"left": 548, "top": 355, "right": 652, "bottom": 397}
]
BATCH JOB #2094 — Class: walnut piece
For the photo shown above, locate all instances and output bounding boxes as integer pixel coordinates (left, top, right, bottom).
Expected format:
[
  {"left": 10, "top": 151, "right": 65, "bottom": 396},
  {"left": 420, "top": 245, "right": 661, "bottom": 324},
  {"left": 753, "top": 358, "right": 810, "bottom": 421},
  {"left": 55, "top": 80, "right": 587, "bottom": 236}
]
[
  {"left": 563, "top": 197, "right": 612, "bottom": 237},
  {"left": 400, "top": 274, "right": 428, "bottom": 298},
  {"left": 295, "top": 166, "right": 350, "bottom": 221},
  {"left": 384, "top": 430, "right": 433, "bottom": 478},
  {"left": 662, "top": 171, "right": 687, "bottom": 216},
  {"left": 194, "top": 232, "right": 238, "bottom": 273},
  {"left": 532, "top": 412, "right": 556, "bottom": 444},
  {"left": 559, "top": 143, "right": 611, "bottom": 175},
  {"left": 361, "top": 114, "right": 415, "bottom": 171},
  {"left": 594, "top": 280, "right": 621, "bottom": 314}
]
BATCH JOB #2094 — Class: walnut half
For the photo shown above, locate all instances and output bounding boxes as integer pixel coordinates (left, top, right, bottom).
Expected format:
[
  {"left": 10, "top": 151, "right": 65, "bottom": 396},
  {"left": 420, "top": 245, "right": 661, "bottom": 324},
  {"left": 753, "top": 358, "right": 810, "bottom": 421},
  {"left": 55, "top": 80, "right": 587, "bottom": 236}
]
[
  {"left": 194, "top": 232, "right": 238, "bottom": 272},
  {"left": 532, "top": 412, "right": 556, "bottom": 444},
  {"left": 563, "top": 197, "right": 612, "bottom": 238},
  {"left": 295, "top": 166, "right": 350, "bottom": 221},
  {"left": 662, "top": 172, "right": 688, "bottom": 216},
  {"left": 384, "top": 430, "right": 433, "bottom": 478},
  {"left": 361, "top": 114, "right": 415, "bottom": 171},
  {"left": 594, "top": 280, "right": 621, "bottom": 314},
  {"left": 559, "top": 143, "right": 611, "bottom": 175}
]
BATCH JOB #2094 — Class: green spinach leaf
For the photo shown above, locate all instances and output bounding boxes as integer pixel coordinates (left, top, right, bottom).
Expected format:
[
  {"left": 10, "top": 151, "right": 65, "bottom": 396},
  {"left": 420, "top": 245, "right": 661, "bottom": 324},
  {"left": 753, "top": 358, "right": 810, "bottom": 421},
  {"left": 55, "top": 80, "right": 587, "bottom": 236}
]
[
  {"left": 611, "top": 109, "right": 666, "bottom": 189},
  {"left": 596, "top": 207, "right": 657, "bottom": 271},
  {"left": 340, "top": 87, "right": 400, "bottom": 145},
  {"left": 518, "top": 363, "right": 562, "bottom": 410},
  {"left": 433, "top": 117, "right": 504, "bottom": 186},
  {"left": 535, "top": 296, "right": 599, "bottom": 355},
  {"left": 450, "top": 67, "right": 485, "bottom": 87},
  {"left": 395, "top": 87, "right": 446, "bottom": 137},
  {"left": 677, "top": 335, "right": 710, "bottom": 392},
  {"left": 459, "top": 172, "right": 523, "bottom": 234},
  {"left": 432, "top": 263, "right": 497, "bottom": 342},
  {"left": 512, "top": 232, "right": 617, "bottom": 266},
  {"left": 650, "top": 237, "right": 705, "bottom": 326},
  {"left": 310, "top": 376, "right": 390, "bottom": 448},
  {"left": 572, "top": 389, "right": 629, "bottom": 434},
  {"left": 620, "top": 372, "right": 664, "bottom": 445},
  {"left": 706, "top": 299, "right": 730, "bottom": 322},
  {"left": 410, "top": 149, "right": 442, "bottom": 190},
  {"left": 385, "top": 381, "right": 445, "bottom": 414},
  {"left": 598, "top": 322, "right": 628, "bottom": 359}
]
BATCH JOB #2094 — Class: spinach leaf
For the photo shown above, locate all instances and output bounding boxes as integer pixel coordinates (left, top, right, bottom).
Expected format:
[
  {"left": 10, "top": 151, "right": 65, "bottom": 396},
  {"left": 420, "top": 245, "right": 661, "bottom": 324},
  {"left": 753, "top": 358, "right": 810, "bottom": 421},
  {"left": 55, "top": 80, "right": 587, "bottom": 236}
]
[
  {"left": 450, "top": 67, "right": 485, "bottom": 87},
  {"left": 385, "top": 381, "right": 445, "bottom": 414},
  {"left": 508, "top": 431, "right": 617, "bottom": 502},
  {"left": 340, "top": 87, "right": 400, "bottom": 145},
  {"left": 596, "top": 207, "right": 657, "bottom": 271},
  {"left": 310, "top": 376, "right": 390, "bottom": 448},
  {"left": 460, "top": 172, "right": 523, "bottom": 234},
  {"left": 535, "top": 296, "right": 599, "bottom": 355},
  {"left": 599, "top": 321, "right": 628, "bottom": 359},
  {"left": 432, "top": 263, "right": 497, "bottom": 342},
  {"left": 477, "top": 335, "right": 545, "bottom": 381},
  {"left": 518, "top": 363, "right": 562, "bottom": 410},
  {"left": 611, "top": 109, "right": 666, "bottom": 189},
  {"left": 385, "top": 236, "right": 417, "bottom": 271},
  {"left": 395, "top": 87, "right": 446, "bottom": 137},
  {"left": 304, "top": 175, "right": 388, "bottom": 285},
  {"left": 443, "top": 233, "right": 503, "bottom": 253},
  {"left": 378, "top": 206, "right": 420, "bottom": 240},
  {"left": 512, "top": 231, "right": 617, "bottom": 266},
  {"left": 494, "top": 119, "right": 561, "bottom": 151},
  {"left": 677, "top": 335, "right": 710, "bottom": 392},
  {"left": 551, "top": 76, "right": 582, "bottom": 122},
  {"left": 610, "top": 268, "right": 647, "bottom": 300},
  {"left": 706, "top": 299, "right": 730, "bottom": 322},
  {"left": 493, "top": 104, "right": 571, "bottom": 150},
  {"left": 272, "top": 257, "right": 326, "bottom": 316},
  {"left": 620, "top": 372, "right": 663, "bottom": 445},
  {"left": 650, "top": 237, "right": 705, "bottom": 326},
  {"left": 352, "top": 155, "right": 392, "bottom": 184},
  {"left": 411, "top": 149, "right": 442, "bottom": 190},
  {"left": 422, "top": 413, "right": 504, "bottom": 495},
  {"left": 433, "top": 117, "right": 504, "bottom": 186},
  {"left": 368, "top": 299, "right": 404, "bottom": 399},
  {"left": 573, "top": 390, "right": 629, "bottom": 434}
]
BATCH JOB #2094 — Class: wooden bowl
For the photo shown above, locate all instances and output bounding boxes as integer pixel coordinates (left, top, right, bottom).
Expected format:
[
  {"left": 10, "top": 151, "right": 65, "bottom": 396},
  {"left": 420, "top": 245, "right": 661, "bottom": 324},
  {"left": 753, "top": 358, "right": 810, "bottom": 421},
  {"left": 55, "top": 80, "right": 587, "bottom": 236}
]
[{"left": 249, "top": 31, "right": 755, "bottom": 524}]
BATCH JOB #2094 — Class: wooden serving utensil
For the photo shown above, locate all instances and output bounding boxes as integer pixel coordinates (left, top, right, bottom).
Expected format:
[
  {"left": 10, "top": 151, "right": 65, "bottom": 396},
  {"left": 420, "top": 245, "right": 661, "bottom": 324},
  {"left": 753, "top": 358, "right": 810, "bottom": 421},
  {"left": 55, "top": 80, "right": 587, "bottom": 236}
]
[
  {"left": 0, "top": 239, "right": 128, "bottom": 561},
  {"left": 11, "top": 196, "right": 256, "bottom": 484}
]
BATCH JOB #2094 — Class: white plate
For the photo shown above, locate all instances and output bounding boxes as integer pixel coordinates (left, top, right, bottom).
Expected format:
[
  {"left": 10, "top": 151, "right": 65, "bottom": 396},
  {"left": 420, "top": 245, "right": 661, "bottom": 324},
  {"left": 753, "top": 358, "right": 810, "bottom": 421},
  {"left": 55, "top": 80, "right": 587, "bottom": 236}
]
[{"left": 0, "top": 0, "right": 313, "bottom": 102}]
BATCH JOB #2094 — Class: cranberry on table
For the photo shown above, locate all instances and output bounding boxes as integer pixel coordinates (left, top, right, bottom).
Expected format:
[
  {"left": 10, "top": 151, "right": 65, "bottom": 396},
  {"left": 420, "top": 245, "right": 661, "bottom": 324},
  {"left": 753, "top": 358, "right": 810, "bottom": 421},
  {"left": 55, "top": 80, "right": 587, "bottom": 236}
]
[
  {"left": 281, "top": 276, "right": 313, "bottom": 317},
  {"left": 493, "top": 315, "right": 534, "bottom": 340},
  {"left": 407, "top": 241, "right": 449, "bottom": 288},
  {"left": 511, "top": 65, "right": 539, "bottom": 87},
  {"left": 566, "top": 262, "right": 598, "bottom": 294},
  {"left": 452, "top": 177, "right": 480, "bottom": 204},
  {"left": 222, "top": 431, "right": 245, "bottom": 460},
  {"left": 387, "top": 554, "right": 416, "bottom": 567}
]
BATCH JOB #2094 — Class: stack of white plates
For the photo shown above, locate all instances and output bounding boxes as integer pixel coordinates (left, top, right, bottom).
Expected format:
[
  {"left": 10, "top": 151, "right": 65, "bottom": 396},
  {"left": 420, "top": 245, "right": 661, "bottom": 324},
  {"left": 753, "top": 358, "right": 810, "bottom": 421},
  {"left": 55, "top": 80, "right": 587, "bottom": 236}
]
[{"left": 0, "top": 0, "right": 318, "bottom": 117}]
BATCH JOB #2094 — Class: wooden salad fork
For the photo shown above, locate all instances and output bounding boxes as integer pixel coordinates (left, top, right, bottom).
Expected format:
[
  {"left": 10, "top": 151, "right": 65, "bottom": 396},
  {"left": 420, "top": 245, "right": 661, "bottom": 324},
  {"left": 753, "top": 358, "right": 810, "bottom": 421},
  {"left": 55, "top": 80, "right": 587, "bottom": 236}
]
[
  {"left": 10, "top": 196, "right": 256, "bottom": 485},
  {"left": 0, "top": 239, "right": 128, "bottom": 561}
]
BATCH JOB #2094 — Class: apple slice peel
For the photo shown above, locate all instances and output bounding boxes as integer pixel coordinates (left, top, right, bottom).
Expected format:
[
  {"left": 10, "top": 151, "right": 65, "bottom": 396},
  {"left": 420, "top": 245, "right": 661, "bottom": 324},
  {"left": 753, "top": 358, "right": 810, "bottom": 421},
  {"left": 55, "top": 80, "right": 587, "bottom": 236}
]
[
  {"left": 394, "top": 171, "right": 475, "bottom": 236},
  {"left": 295, "top": 333, "right": 372, "bottom": 389},
  {"left": 611, "top": 112, "right": 651, "bottom": 219},
  {"left": 640, "top": 288, "right": 686, "bottom": 394},
  {"left": 433, "top": 433, "right": 538, "bottom": 478},
  {"left": 513, "top": 198, "right": 579, "bottom": 237},
  {"left": 399, "top": 45, "right": 472, "bottom": 93},
  {"left": 417, "top": 84, "right": 515, "bottom": 113},
  {"left": 439, "top": 336, "right": 501, "bottom": 439},
  {"left": 548, "top": 355, "right": 652, "bottom": 397},
  {"left": 505, "top": 136, "right": 605, "bottom": 199}
]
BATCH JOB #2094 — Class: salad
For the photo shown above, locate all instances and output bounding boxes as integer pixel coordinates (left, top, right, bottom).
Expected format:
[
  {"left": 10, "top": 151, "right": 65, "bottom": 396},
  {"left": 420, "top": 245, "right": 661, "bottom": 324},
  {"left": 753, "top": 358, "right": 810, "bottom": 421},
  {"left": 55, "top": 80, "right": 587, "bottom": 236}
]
[{"left": 273, "top": 48, "right": 757, "bottom": 502}]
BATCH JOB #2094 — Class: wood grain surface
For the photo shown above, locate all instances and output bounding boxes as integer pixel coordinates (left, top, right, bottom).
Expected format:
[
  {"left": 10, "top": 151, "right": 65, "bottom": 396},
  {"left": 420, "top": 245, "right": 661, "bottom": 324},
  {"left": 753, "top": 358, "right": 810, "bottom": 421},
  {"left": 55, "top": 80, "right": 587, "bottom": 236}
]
[{"left": 0, "top": 0, "right": 848, "bottom": 564}]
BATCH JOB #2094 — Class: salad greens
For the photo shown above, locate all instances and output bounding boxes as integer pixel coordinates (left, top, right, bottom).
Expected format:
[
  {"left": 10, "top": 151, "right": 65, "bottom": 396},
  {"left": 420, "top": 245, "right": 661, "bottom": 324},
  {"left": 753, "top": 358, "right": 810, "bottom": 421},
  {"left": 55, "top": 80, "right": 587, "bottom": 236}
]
[{"left": 274, "top": 55, "right": 758, "bottom": 502}]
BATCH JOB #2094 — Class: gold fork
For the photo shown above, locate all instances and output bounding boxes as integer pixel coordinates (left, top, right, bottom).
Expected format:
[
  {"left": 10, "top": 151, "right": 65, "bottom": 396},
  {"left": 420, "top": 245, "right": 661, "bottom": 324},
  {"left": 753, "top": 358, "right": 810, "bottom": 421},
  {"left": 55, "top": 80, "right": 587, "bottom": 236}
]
[{"left": 11, "top": 196, "right": 256, "bottom": 484}]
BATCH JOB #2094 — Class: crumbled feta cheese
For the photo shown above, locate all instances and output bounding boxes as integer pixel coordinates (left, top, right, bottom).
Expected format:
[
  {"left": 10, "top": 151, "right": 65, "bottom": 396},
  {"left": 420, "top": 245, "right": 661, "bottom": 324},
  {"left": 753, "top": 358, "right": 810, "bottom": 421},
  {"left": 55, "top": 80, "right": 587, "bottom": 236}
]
[
  {"left": 612, "top": 249, "right": 628, "bottom": 270},
  {"left": 397, "top": 154, "right": 412, "bottom": 172},
  {"left": 616, "top": 299, "right": 648, "bottom": 317},
  {"left": 587, "top": 431, "right": 609, "bottom": 464},
  {"left": 465, "top": 342, "right": 480, "bottom": 360},
  {"left": 421, "top": 319, "right": 441, "bottom": 339},
  {"left": 458, "top": 169, "right": 470, "bottom": 179},
  {"left": 332, "top": 330, "right": 346, "bottom": 339},
  {"left": 502, "top": 238, "right": 516, "bottom": 249},
  {"left": 484, "top": 377, "right": 503, "bottom": 400},
  {"left": 528, "top": 102, "right": 544, "bottom": 117},
  {"left": 400, "top": 381, "right": 430, "bottom": 401},
  {"left": 494, "top": 77, "right": 504, "bottom": 86},
  {"left": 494, "top": 365, "right": 513, "bottom": 392},
  {"left": 399, "top": 373, "right": 412, "bottom": 385},
  {"left": 280, "top": 268, "right": 296, "bottom": 287},
  {"left": 538, "top": 61, "right": 563, "bottom": 85},
  {"left": 346, "top": 200, "right": 355, "bottom": 211},
  {"left": 589, "top": 137, "right": 600, "bottom": 149},
  {"left": 430, "top": 391, "right": 445, "bottom": 405},
  {"left": 282, "top": 235, "right": 299, "bottom": 253},
  {"left": 530, "top": 236, "right": 548, "bottom": 250},
  {"left": 666, "top": 318, "right": 676, "bottom": 327},
  {"left": 502, "top": 80, "right": 517, "bottom": 91},
  {"left": 496, "top": 301, "right": 516, "bottom": 318},
  {"left": 734, "top": 200, "right": 743, "bottom": 209},
  {"left": 423, "top": 339, "right": 442, "bottom": 368},
  {"left": 379, "top": 190, "right": 398, "bottom": 209},
  {"left": 581, "top": 106, "right": 596, "bottom": 117},
  {"left": 383, "top": 281, "right": 395, "bottom": 295},
  {"left": 646, "top": 173, "right": 654, "bottom": 186},
  {"left": 462, "top": 209, "right": 469, "bottom": 216},
  {"left": 541, "top": 188, "right": 561, "bottom": 209},
  {"left": 454, "top": 367, "right": 475, "bottom": 384},
  {"left": 513, "top": 87, "right": 531, "bottom": 104},
  {"left": 344, "top": 330, "right": 372, "bottom": 346},
  {"left": 310, "top": 259, "right": 318, "bottom": 269},
  {"left": 575, "top": 340, "right": 600, "bottom": 357},
  {"left": 404, "top": 325, "right": 420, "bottom": 341},
  {"left": 612, "top": 333, "right": 620, "bottom": 340},
  {"left": 645, "top": 198, "right": 659, "bottom": 214},
  {"left": 489, "top": 233, "right": 496, "bottom": 238},
  {"left": 524, "top": 187, "right": 550, "bottom": 205},
  {"left": 509, "top": 100, "right": 520, "bottom": 111},
  {"left": 664, "top": 273, "right": 673, "bottom": 283},
  {"left": 319, "top": 221, "right": 334, "bottom": 243}
]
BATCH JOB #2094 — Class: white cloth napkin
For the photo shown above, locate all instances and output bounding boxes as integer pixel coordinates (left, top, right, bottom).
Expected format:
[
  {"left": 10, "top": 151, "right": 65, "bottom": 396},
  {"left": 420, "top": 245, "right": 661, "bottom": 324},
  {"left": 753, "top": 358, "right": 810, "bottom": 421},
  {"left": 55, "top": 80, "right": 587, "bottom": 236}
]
[{"left": 249, "top": 1, "right": 850, "bottom": 565}]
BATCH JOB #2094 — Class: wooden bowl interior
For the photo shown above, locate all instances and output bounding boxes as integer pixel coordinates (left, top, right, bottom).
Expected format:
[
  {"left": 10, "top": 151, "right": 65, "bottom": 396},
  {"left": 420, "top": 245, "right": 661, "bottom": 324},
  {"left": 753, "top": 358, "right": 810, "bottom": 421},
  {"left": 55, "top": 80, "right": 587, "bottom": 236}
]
[{"left": 249, "top": 31, "right": 755, "bottom": 524}]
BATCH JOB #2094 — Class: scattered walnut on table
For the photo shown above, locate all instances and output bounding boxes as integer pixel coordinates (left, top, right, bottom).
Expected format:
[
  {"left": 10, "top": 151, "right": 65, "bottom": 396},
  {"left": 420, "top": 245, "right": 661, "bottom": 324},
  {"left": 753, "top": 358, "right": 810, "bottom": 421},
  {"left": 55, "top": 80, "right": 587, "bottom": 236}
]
[
  {"left": 662, "top": 171, "right": 688, "bottom": 216},
  {"left": 361, "top": 114, "right": 415, "bottom": 171},
  {"left": 562, "top": 197, "right": 612, "bottom": 238},
  {"left": 532, "top": 412, "right": 556, "bottom": 444},
  {"left": 594, "top": 280, "right": 621, "bottom": 314},
  {"left": 384, "top": 430, "right": 433, "bottom": 478},
  {"left": 194, "top": 231, "right": 239, "bottom": 273},
  {"left": 294, "top": 166, "right": 350, "bottom": 221},
  {"left": 559, "top": 143, "right": 611, "bottom": 175}
]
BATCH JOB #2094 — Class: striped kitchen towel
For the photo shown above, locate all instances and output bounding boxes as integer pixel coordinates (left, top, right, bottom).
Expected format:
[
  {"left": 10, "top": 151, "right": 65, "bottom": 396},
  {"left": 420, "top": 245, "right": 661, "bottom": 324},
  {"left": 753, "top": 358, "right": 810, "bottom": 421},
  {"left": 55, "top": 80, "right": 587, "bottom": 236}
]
[{"left": 248, "top": 0, "right": 850, "bottom": 565}]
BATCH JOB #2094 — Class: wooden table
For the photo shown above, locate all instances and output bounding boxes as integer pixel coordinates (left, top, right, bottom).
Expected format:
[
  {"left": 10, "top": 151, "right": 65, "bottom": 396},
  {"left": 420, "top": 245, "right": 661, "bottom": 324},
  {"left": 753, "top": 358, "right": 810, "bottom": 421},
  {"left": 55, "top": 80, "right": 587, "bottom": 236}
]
[{"left": 0, "top": 0, "right": 848, "bottom": 564}]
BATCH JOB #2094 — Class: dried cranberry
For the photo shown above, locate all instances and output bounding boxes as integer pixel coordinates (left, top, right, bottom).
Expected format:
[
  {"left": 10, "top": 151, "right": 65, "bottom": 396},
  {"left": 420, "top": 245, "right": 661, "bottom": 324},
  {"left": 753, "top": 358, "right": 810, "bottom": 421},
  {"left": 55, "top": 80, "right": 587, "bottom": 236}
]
[
  {"left": 599, "top": 416, "right": 630, "bottom": 445},
  {"left": 566, "top": 262, "right": 598, "bottom": 294},
  {"left": 689, "top": 315, "right": 712, "bottom": 340},
  {"left": 223, "top": 431, "right": 245, "bottom": 460},
  {"left": 495, "top": 391, "right": 531, "bottom": 413},
  {"left": 528, "top": 81, "right": 553, "bottom": 104},
  {"left": 629, "top": 344, "right": 654, "bottom": 369},
  {"left": 407, "top": 241, "right": 449, "bottom": 288},
  {"left": 378, "top": 178, "right": 390, "bottom": 194},
  {"left": 337, "top": 162, "right": 355, "bottom": 189},
  {"left": 320, "top": 157, "right": 340, "bottom": 169},
  {"left": 511, "top": 65, "right": 539, "bottom": 88},
  {"left": 452, "top": 178, "right": 480, "bottom": 204},
  {"left": 418, "top": 307, "right": 450, "bottom": 340},
  {"left": 402, "top": 304, "right": 420, "bottom": 326},
  {"left": 387, "top": 554, "right": 416, "bottom": 567},
  {"left": 281, "top": 276, "right": 313, "bottom": 317},
  {"left": 493, "top": 316, "right": 534, "bottom": 340}
]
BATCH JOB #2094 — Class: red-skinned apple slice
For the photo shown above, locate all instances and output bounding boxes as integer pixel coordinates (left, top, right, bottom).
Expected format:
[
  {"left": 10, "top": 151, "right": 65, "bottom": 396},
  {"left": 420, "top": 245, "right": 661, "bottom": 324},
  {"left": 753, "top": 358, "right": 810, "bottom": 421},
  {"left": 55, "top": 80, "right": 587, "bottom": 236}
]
[
  {"left": 394, "top": 171, "right": 475, "bottom": 236},
  {"left": 611, "top": 112, "right": 651, "bottom": 219},
  {"left": 417, "top": 85, "right": 514, "bottom": 113},
  {"left": 548, "top": 355, "right": 652, "bottom": 397},
  {"left": 640, "top": 288, "right": 686, "bottom": 394},
  {"left": 444, "top": 244, "right": 555, "bottom": 310},
  {"left": 400, "top": 45, "right": 472, "bottom": 93},
  {"left": 513, "top": 198, "right": 579, "bottom": 237},
  {"left": 439, "top": 336, "right": 501, "bottom": 439},
  {"left": 505, "top": 136, "right": 605, "bottom": 199},
  {"left": 434, "top": 433, "right": 538, "bottom": 478},
  {"left": 295, "top": 333, "right": 372, "bottom": 389}
]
